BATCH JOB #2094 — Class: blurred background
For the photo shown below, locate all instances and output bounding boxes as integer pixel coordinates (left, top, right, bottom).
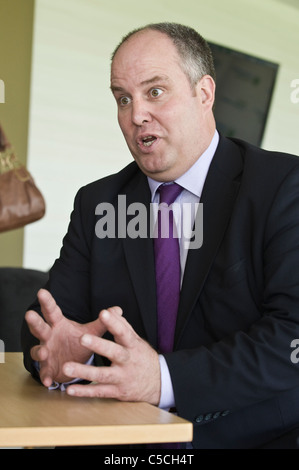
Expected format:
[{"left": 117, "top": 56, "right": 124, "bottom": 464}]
[{"left": 0, "top": 0, "right": 298, "bottom": 271}]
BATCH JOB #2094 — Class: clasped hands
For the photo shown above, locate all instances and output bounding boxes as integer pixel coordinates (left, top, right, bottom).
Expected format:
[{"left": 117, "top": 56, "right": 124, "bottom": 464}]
[{"left": 25, "top": 289, "right": 161, "bottom": 405}]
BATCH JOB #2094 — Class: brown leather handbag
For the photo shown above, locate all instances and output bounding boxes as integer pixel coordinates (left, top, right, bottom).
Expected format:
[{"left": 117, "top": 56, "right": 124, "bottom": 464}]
[{"left": 0, "top": 124, "right": 46, "bottom": 233}]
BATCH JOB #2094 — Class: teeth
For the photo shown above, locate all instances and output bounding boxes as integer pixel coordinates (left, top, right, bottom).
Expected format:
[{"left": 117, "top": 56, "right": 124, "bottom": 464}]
[
  {"left": 144, "top": 140, "right": 154, "bottom": 147},
  {"left": 142, "top": 136, "right": 156, "bottom": 147}
]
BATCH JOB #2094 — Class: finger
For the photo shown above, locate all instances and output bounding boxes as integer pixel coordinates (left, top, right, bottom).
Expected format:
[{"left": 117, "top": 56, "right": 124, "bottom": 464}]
[
  {"left": 30, "top": 344, "right": 49, "bottom": 362},
  {"left": 29, "top": 345, "right": 54, "bottom": 387},
  {"left": 66, "top": 383, "right": 119, "bottom": 399},
  {"left": 37, "top": 289, "right": 63, "bottom": 327},
  {"left": 25, "top": 310, "right": 51, "bottom": 343},
  {"left": 79, "top": 334, "right": 128, "bottom": 365},
  {"left": 99, "top": 309, "right": 135, "bottom": 348},
  {"left": 87, "top": 306, "right": 121, "bottom": 339},
  {"left": 63, "top": 361, "right": 118, "bottom": 384},
  {"left": 105, "top": 306, "right": 123, "bottom": 317},
  {"left": 39, "top": 367, "right": 55, "bottom": 388},
  {"left": 92, "top": 306, "right": 123, "bottom": 337}
]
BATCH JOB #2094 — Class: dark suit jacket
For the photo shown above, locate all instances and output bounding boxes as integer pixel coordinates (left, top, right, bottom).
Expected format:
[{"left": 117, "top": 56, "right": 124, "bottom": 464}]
[{"left": 22, "top": 135, "right": 299, "bottom": 448}]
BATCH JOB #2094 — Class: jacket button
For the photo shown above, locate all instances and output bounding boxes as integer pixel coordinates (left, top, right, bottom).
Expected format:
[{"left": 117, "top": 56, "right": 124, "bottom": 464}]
[
  {"left": 195, "top": 414, "right": 204, "bottom": 423},
  {"left": 212, "top": 411, "right": 221, "bottom": 419},
  {"left": 204, "top": 413, "right": 213, "bottom": 421},
  {"left": 221, "top": 410, "right": 230, "bottom": 417}
]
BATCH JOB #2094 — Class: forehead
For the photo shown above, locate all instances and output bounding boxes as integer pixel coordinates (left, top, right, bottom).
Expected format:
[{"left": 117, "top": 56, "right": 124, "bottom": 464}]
[{"left": 111, "top": 30, "right": 183, "bottom": 86}]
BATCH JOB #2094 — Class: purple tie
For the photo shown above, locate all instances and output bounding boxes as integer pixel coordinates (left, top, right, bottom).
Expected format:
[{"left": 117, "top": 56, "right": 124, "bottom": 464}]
[
  {"left": 150, "top": 182, "right": 183, "bottom": 450},
  {"left": 154, "top": 182, "right": 183, "bottom": 354}
]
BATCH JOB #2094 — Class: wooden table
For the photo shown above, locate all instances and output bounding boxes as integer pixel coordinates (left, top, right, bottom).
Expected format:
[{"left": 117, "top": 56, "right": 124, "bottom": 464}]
[{"left": 0, "top": 353, "right": 193, "bottom": 448}]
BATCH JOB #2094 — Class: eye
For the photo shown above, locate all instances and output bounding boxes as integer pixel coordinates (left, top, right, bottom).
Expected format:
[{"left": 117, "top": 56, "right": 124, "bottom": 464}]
[
  {"left": 150, "top": 88, "right": 163, "bottom": 98},
  {"left": 119, "top": 96, "right": 131, "bottom": 106}
]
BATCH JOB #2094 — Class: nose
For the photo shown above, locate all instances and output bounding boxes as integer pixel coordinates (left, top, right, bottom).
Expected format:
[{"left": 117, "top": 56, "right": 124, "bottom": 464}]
[{"left": 131, "top": 99, "right": 152, "bottom": 126}]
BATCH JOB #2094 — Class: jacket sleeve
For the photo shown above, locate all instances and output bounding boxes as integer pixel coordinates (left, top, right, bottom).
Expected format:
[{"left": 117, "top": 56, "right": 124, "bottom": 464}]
[{"left": 21, "top": 186, "right": 93, "bottom": 374}]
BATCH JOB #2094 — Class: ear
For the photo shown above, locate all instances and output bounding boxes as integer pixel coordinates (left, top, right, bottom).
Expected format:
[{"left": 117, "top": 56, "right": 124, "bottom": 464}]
[{"left": 196, "top": 75, "right": 215, "bottom": 111}]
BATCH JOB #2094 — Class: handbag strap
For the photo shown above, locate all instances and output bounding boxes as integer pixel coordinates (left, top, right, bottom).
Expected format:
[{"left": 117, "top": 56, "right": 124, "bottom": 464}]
[{"left": 0, "top": 123, "right": 11, "bottom": 151}]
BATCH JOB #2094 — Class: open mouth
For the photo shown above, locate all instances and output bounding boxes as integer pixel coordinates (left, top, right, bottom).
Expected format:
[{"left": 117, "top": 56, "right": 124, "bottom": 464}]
[{"left": 140, "top": 135, "right": 157, "bottom": 148}]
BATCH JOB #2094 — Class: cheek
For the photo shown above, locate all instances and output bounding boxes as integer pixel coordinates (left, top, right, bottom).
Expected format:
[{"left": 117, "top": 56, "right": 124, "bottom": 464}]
[
  {"left": 155, "top": 102, "right": 180, "bottom": 136},
  {"left": 160, "top": 105, "right": 188, "bottom": 143},
  {"left": 118, "top": 113, "right": 131, "bottom": 139},
  {"left": 117, "top": 111, "right": 125, "bottom": 130},
  {"left": 160, "top": 97, "right": 180, "bottom": 118},
  {"left": 159, "top": 95, "right": 193, "bottom": 125}
]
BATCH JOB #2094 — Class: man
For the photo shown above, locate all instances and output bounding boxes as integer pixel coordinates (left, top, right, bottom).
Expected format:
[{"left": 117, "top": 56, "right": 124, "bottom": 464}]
[{"left": 22, "top": 22, "right": 299, "bottom": 449}]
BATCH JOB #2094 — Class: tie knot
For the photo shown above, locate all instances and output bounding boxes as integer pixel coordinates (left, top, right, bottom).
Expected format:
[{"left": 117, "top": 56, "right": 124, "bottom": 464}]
[{"left": 158, "top": 183, "right": 183, "bottom": 206}]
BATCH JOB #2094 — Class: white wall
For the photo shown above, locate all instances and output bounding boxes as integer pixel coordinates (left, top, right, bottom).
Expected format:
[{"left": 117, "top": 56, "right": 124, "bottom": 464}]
[{"left": 24, "top": 0, "right": 299, "bottom": 270}]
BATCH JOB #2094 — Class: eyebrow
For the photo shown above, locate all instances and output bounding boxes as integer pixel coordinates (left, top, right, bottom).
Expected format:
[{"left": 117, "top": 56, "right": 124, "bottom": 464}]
[
  {"left": 140, "top": 75, "right": 170, "bottom": 86},
  {"left": 110, "top": 75, "right": 170, "bottom": 94}
]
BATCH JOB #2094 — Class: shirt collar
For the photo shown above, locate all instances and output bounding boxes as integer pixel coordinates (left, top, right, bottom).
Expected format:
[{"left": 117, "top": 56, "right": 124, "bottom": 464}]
[{"left": 147, "top": 130, "right": 219, "bottom": 202}]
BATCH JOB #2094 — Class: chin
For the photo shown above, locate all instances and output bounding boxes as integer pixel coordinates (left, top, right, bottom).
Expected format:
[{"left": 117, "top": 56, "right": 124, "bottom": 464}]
[
  {"left": 144, "top": 167, "right": 178, "bottom": 182},
  {"left": 133, "top": 153, "right": 177, "bottom": 180}
]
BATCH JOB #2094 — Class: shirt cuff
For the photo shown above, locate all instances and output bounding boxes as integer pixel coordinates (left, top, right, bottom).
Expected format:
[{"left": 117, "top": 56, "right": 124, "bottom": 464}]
[
  {"left": 34, "top": 355, "right": 94, "bottom": 391},
  {"left": 158, "top": 354, "right": 175, "bottom": 410}
]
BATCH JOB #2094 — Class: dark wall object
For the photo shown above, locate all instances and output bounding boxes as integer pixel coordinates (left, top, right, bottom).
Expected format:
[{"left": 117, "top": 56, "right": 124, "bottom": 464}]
[{"left": 209, "top": 42, "right": 279, "bottom": 146}]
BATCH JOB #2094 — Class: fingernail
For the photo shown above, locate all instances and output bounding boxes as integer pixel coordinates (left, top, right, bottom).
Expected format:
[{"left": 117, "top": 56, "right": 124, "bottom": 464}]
[
  {"left": 81, "top": 334, "right": 92, "bottom": 346},
  {"left": 67, "top": 387, "right": 75, "bottom": 396}
]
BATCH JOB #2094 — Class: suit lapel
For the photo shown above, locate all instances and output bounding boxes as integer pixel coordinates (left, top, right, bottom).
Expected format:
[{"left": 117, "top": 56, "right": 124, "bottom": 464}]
[
  {"left": 174, "top": 136, "right": 243, "bottom": 347},
  {"left": 121, "top": 172, "right": 158, "bottom": 348}
]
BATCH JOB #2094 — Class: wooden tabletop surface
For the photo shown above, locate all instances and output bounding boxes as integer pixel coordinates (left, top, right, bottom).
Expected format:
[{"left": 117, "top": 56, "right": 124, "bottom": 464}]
[{"left": 0, "top": 353, "right": 193, "bottom": 447}]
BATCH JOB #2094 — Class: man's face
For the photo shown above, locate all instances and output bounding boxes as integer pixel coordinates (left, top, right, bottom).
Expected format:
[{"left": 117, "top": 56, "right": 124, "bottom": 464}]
[{"left": 111, "top": 30, "right": 215, "bottom": 182}]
